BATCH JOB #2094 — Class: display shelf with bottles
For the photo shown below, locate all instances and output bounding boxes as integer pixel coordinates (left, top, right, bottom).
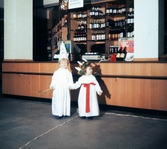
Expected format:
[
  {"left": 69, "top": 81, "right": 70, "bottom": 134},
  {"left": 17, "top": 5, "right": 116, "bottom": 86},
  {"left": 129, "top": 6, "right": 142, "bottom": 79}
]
[
  {"left": 46, "top": 30, "right": 53, "bottom": 61},
  {"left": 69, "top": 0, "right": 134, "bottom": 56},
  {"left": 87, "top": 4, "right": 106, "bottom": 53},
  {"left": 105, "top": 0, "right": 132, "bottom": 54},
  {"left": 50, "top": 15, "right": 68, "bottom": 60}
]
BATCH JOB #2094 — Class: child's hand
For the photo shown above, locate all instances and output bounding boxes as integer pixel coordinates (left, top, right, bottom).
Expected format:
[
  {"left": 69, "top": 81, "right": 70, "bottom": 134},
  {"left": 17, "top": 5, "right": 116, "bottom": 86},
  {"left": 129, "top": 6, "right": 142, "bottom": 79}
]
[
  {"left": 50, "top": 86, "right": 54, "bottom": 89},
  {"left": 68, "top": 86, "right": 73, "bottom": 90},
  {"left": 98, "top": 91, "right": 103, "bottom": 96}
]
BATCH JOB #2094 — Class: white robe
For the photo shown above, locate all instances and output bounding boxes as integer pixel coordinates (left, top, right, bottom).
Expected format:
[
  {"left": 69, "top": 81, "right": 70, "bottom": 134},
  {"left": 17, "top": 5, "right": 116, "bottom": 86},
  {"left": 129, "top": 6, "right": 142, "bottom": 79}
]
[
  {"left": 72, "top": 75, "right": 102, "bottom": 117},
  {"left": 50, "top": 68, "right": 73, "bottom": 116}
]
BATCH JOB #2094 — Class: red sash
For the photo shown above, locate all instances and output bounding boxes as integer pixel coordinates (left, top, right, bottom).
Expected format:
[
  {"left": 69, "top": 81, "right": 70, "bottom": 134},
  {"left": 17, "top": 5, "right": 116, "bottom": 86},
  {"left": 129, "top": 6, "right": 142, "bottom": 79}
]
[{"left": 82, "top": 82, "right": 96, "bottom": 113}]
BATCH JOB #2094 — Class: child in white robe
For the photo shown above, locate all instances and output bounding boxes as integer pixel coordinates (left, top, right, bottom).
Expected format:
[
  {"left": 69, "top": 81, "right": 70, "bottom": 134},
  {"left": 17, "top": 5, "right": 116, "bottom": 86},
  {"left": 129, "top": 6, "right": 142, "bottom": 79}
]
[
  {"left": 70, "top": 60, "right": 103, "bottom": 119},
  {"left": 50, "top": 42, "right": 73, "bottom": 119}
]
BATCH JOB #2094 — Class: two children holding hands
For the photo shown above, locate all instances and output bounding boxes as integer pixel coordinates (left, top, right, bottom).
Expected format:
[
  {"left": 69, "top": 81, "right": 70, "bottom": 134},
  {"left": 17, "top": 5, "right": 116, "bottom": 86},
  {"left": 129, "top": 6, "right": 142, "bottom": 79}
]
[{"left": 50, "top": 42, "right": 102, "bottom": 119}]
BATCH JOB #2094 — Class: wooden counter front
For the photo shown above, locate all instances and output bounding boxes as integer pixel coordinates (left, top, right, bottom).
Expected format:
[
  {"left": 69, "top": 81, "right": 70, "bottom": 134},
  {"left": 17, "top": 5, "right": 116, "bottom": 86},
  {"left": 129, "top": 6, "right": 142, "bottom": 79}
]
[{"left": 2, "top": 61, "right": 167, "bottom": 111}]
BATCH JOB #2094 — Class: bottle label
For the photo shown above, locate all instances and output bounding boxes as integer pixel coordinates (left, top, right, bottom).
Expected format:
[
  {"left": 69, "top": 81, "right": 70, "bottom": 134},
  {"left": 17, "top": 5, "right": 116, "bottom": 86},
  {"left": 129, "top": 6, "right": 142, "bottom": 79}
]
[
  {"left": 131, "top": 18, "right": 134, "bottom": 23},
  {"left": 129, "top": 8, "right": 133, "bottom": 12}
]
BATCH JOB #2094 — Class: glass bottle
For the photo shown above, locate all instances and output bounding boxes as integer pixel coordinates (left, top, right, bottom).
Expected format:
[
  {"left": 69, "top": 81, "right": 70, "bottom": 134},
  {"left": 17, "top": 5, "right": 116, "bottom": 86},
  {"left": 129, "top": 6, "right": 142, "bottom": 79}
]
[{"left": 106, "top": 4, "right": 110, "bottom": 14}]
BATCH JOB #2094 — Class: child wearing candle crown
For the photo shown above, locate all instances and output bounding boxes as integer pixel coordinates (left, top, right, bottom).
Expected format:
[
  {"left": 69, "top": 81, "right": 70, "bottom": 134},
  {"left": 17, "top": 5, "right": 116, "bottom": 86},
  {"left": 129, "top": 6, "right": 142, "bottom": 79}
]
[
  {"left": 70, "top": 58, "right": 103, "bottom": 119},
  {"left": 50, "top": 41, "right": 73, "bottom": 119}
]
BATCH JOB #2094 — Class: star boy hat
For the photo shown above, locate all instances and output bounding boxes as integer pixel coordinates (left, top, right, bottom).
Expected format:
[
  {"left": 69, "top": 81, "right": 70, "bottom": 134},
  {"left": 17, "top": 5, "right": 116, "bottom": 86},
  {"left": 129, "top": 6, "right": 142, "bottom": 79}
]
[{"left": 59, "top": 41, "right": 69, "bottom": 61}]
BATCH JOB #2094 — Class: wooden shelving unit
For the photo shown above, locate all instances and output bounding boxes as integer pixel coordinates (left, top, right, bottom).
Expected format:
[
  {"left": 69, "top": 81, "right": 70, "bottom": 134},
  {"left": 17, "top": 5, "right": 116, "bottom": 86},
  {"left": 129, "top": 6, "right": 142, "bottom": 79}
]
[{"left": 69, "top": 0, "right": 134, "bottom": 54}]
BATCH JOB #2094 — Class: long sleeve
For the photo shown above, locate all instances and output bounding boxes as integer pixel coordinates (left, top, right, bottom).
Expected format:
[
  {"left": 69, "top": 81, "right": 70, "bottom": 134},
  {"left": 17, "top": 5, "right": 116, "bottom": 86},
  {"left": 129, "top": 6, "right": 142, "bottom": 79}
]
[{"left": 70, "top": 77, "right": 82, "bottom": 90}]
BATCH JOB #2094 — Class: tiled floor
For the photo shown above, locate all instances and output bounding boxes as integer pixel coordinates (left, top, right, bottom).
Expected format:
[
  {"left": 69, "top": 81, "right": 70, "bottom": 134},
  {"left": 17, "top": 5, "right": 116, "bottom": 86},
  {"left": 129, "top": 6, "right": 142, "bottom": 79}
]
[{"left": 0, "top": 95, "right": 167, "bottom": 149}]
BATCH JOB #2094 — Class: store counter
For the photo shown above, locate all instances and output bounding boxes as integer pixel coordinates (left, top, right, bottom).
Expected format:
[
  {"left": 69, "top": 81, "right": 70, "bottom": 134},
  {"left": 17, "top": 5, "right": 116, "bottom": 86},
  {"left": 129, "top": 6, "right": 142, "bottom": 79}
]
[{"left": 2, "top": 61, "right": 167, "bottom": 111}]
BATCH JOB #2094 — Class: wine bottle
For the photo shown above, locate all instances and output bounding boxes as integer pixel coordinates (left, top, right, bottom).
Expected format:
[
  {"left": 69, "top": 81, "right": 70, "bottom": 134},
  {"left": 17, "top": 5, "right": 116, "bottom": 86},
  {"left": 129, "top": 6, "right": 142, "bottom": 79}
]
[
  {"left": 78, "top": 22, "right": 81, "bottom": 30},
  {"left": 113, "top": 4, "right": 117, "bottom": 14},
  {"left": 131, "top": 13, "right": 134, "bottom": 25},
  {"left": 122, "top": 4, "right": 126, "bottom": 13},
  {"left": 121, "top": 47, "right": 127, "bottom": 59},
  {"left": 92, "top": 31, "right": 95, "bottom": 40},
  {"left": 106, "top": 19, "right": 110, "bottom": 27},
  {"left": 90, "top": 20, "right": 92, "bottom": 29},
  {"left": 92, "top": 7, "right": 95, "bottom": 16},
  {"left": 84, "top": 21, "right": 87, "bottom": 33},
  {"left": 108, "top": 30, "right": 112, "bottom": 40},
  {"left": 110, "top": 4, "right": 113, "bottom": 14},
  {"left": 106, "top": 4, "right": 110, "bottom": 14},
  {"left": 80, "top": 21, "right": 84, "bottom": 30},
  {"left": 129, "top": 3, "right": 134, "bottom": 13},
  {"left": 90, "top": 8, "right": 93, "bottom": 16}
]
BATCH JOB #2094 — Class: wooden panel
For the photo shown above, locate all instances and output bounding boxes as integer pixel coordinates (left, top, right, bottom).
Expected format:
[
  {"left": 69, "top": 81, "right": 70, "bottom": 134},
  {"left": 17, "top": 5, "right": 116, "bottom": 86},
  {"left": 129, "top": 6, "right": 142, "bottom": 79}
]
[
  {"left": 2, "top": 74, "right": 18, "bottom": 95},
  {"left": 2, "top": 73, "right": 40, "bottom": 97},
  {"left": 151, "top": 80, "right": 167, "bottom": 111},
  {"left": 98, "top": 77, "right": 152, "bottom": 109},
  {"left": 151, "top": 63, "right": 167, "bottom": 76},
  {"left": 38, "top": 75, "right": 52, "bottom": 99},
  {"left": 3, "top": 62, "right": 167, "bottom": 77},
  {"left": 39, "top": 63, "right": 59, "bottom": 73},
  {"left": 2, "top": 62, "right": 167, "bottom": 111},
  {"left": 94, "top": 63, "right": 167, "bottom": 77},
  {"left": 26, "top": 75, "right": 40, "bottom": 97},
  {"left": 2, "top": 63, "right": 40, "bottom": 72}
]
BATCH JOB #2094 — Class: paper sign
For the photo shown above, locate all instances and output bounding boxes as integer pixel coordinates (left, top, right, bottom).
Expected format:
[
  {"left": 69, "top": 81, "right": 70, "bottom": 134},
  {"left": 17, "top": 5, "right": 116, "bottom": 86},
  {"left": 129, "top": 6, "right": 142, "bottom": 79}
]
[{"left": 68, "top": 0, "right": 83, "bottom": 9}]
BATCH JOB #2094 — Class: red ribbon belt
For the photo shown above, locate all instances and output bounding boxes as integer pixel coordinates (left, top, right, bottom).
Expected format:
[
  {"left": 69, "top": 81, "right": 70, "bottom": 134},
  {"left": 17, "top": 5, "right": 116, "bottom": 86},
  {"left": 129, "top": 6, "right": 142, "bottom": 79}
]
[{"left": 82, "top": 82, "right": 96, "bottom": 113}]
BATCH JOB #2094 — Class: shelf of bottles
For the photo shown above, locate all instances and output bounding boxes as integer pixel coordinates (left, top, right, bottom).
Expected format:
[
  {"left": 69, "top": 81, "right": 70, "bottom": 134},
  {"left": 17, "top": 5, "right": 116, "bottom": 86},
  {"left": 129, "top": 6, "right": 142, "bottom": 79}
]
[
  {"left": 73, "top": 20, "right": 87, "bottom": 42},
  {"left": 89, "top": 6, "right": 106, "bottom": 42},
  {"left": 69, "top": 0, "right": 134, "bottom": 54},
  {"left": 105, "top": 2, "right": 134, "bottom": 38},
  {"left": 105, "top": 1, "right": 134, "bottom": 55},
  {"left": 126, "top": 2, "right": 134, "bottom": 38},
  {"left": 105, "top": 3, "right": 127, "bottom": 40},
  {"left": 70, "top": 11, "right": 87, "bottom": 43},
  {"left": 46, "top": 30, "right": 53, "bottom": 61}
]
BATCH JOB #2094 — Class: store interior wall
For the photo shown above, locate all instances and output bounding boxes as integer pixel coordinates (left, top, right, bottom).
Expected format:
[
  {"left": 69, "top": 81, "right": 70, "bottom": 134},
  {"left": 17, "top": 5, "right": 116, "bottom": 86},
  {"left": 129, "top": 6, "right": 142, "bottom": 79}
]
[{"left": 0, "top": 0, "right": 167, "bottom": 62}]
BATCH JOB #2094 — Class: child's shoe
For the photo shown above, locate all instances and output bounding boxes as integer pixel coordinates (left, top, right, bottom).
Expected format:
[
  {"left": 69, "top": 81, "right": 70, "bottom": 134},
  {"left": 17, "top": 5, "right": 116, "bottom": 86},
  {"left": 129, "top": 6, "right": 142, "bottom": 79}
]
[
  {"left": 55, "top": 116, "right": 62, "bottom": 119},
  {"left": 87, "top": 117, "right": 93, "bottom": 120}
]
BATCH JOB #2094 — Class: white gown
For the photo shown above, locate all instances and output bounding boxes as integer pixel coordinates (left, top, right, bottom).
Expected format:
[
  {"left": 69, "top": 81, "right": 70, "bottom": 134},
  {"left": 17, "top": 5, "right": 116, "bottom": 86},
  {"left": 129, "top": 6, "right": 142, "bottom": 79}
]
[
  {"left": 72, "top": 75, "right": 102, "bottom": 117},
  {"left": 50, "top": 68, "right": 73, "bottom": 116}
]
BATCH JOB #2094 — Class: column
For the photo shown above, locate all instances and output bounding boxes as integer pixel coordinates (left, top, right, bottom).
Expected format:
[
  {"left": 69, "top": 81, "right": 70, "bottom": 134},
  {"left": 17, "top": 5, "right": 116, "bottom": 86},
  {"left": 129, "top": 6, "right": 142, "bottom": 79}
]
[
  {"left": 4, "top": 0, "right": 33, "bottom": 60},
  {"left": 134, "top": 0, "right": 159, "bottom": 60}
]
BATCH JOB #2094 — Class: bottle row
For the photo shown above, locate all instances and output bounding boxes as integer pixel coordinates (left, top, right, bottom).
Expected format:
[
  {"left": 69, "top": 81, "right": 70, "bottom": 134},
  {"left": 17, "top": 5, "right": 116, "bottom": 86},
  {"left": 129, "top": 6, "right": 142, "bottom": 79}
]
[
  {"left": 73, "top": 30, "right": 106, "bottom": 42},
  {"left": 90, "top": 19, "right": 106, "bottom": 29},
  {"left": 73, "top": 25, "right": 134, "bottom": 42},
  {"left": 109, "top": 46, "right": 127, "bottom": 61},
  {"left": 74, "top": 18, "right": 133, "bottom": 31},
  {"left": 71, "top": 3, "right": 134, "bottom": 19},
  {"left": 73, "top": 11, "right": 87, "bottom": 19},
  {"left": 106, "top": 4, "right": 126, "bottom": 14}
]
